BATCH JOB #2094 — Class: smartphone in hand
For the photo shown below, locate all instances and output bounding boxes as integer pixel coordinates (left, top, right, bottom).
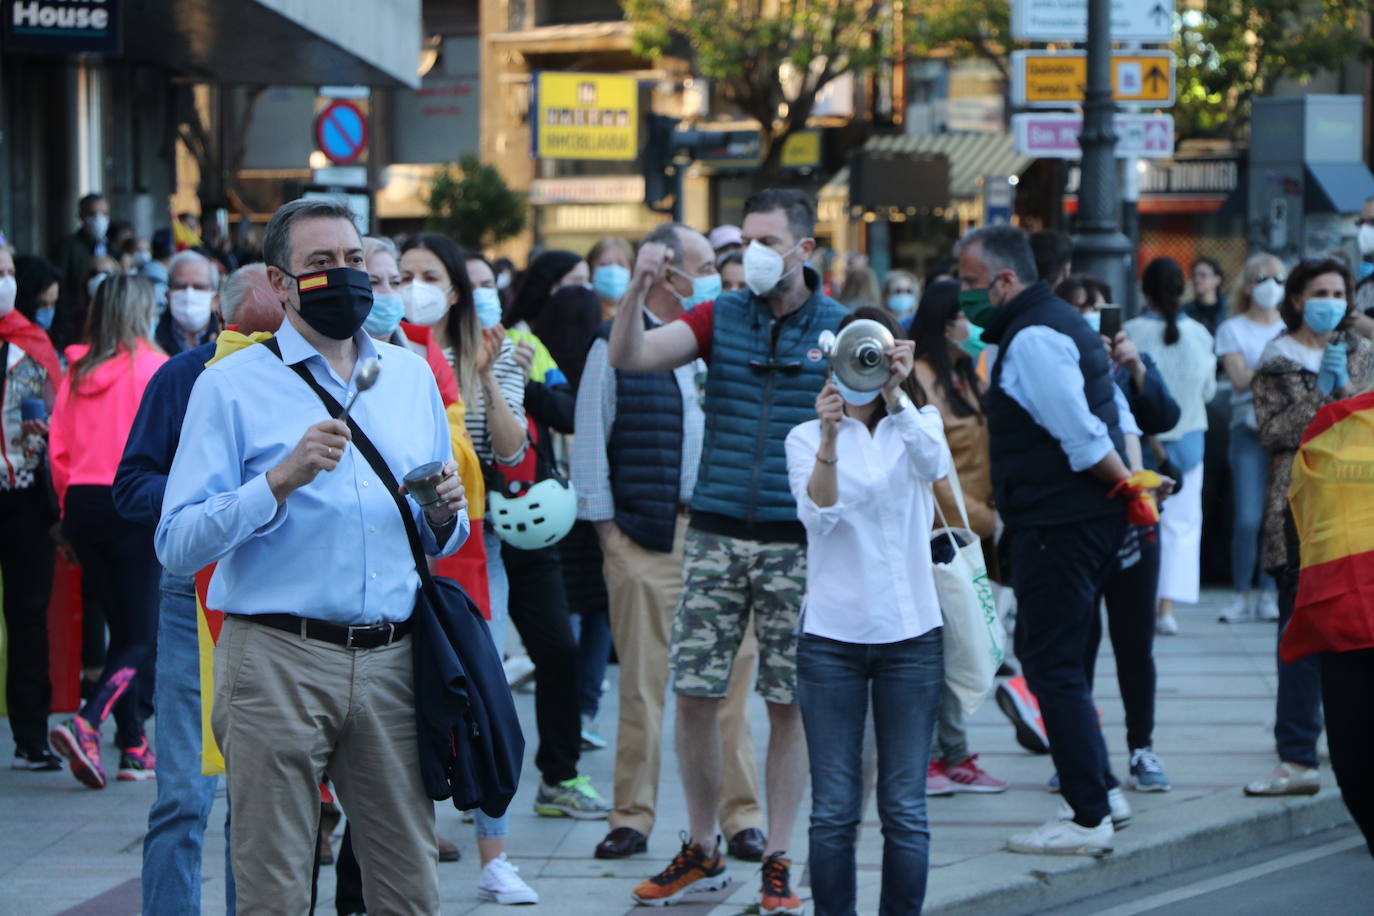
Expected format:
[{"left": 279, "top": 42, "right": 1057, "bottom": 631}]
[{"left": 1098, "top": 305, "right": 1122, "bottom": 340}]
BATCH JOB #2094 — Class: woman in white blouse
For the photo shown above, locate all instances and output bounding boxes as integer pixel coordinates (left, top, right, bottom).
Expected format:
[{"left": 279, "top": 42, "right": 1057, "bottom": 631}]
[{"left": 785, "top": 308, "right": 950, "bottom": 916}]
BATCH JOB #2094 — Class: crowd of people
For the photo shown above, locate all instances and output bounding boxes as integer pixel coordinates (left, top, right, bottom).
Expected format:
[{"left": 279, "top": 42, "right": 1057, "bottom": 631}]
[{"left": 1, "top": 185, "right": 1373, "bottom": 916}]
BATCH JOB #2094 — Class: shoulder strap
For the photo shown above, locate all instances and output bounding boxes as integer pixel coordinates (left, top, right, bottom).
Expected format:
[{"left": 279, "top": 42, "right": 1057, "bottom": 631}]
[{"left": 263, "top": 338, "right": 439, "bottom": 598}]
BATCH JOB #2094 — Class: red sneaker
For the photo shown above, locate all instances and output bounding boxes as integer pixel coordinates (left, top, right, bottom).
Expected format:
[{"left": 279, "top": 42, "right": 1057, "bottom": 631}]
[
  {"left": 996, "top": 676, "right": 1050, "bottom": 754},
  {"left": 927, "top": 759, "right": 956, "bottom": 796},
  {"left": 945, "top": 754, "right": 1008, "bottom": 793}
]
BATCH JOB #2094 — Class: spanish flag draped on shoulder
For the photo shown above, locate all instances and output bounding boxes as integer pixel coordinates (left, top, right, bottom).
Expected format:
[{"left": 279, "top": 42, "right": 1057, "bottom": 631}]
[{"left": 1282, "top": 391, "right": 1374, "bottom": 664}]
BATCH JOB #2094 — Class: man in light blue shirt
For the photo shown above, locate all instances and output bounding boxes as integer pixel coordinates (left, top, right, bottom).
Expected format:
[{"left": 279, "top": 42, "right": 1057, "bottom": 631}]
[{"left": 156, "top": 198, "right": 467, "bottom": 915}]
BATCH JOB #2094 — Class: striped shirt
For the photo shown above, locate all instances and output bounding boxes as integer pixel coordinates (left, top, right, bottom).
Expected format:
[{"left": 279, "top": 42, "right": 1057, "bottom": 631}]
[{"left": 447, "top": 337, "right": 528, "bottom": 466}]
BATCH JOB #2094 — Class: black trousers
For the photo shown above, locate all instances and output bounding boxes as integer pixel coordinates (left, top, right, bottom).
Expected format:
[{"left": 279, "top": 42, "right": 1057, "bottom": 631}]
[
  {"left": 502, "top": 541, "right": 581, "bottom": 785},
  {"left": 1011, "top": 514, "right": 1127, "bottom": 826},
  {"left": 0, "top": 485, "right": 56, "bottom": 753},
  {"left": 1086, "top": 524, "right": 1161, "bottom": 753},
  {"left": 62, "top": 485, "right": 161, "bottom": 749},
  {"left": 1320, "top": 647, "right": 1374, "bottom": 858}
]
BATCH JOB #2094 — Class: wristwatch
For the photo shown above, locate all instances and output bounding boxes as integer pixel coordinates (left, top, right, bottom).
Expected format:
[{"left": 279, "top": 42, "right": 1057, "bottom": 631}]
[{"left": 888, "top": 392, "right": 911, "bottom": 413}]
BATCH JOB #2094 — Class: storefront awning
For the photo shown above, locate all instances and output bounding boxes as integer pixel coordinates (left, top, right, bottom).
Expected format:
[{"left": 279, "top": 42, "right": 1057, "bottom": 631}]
[
  {"left": 120, "top": 0, "right": 420, "bottom": 87},
  {"left": 824, "top": 132, "right": 1032, "bottom": 202},
  {"left": 1306, "top": 162, "right": 1374, "bottom": 214}
]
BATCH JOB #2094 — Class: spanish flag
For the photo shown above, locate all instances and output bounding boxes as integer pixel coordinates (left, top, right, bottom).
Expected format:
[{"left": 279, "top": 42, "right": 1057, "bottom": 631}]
[{"left": 1281, "top": 391, "right": 1374, "bottom": 663}]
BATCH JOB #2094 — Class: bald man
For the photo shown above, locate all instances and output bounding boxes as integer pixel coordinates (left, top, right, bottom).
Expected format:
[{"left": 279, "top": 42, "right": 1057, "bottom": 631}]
[{"left": 114, "top": 262, "right": 284, "bottom": 915}]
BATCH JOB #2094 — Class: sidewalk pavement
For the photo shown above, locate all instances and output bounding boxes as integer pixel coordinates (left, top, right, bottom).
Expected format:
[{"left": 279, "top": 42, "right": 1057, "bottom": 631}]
[{"left": 0, "top": 589, "right": 1352, "bottom": 915}]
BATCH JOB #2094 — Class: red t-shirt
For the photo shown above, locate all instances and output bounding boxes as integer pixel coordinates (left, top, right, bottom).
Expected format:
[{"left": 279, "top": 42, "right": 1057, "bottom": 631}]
[{"left": 676, "top": 301, "right": 715, "bottom": 362}]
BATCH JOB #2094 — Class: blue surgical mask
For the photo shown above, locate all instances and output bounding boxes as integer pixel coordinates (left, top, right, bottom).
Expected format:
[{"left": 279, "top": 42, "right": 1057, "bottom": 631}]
[
  {"left": 1302, "top": 297, "right": 1347, "bottom": 334},
  {"left": 363, "top": 291, "right": 405, "bottom": 338},
  {"left": 473, "top": 286, "right": 503, "bottom": 328},
  {"left": 832, "top": 373, "right": 880, "bottom": 406},
  {"left": 1082, "top": 310, "right": 1102, "bottom": 333},
  {"left": 887, "top": 293, "right": 916, "bottom": 314},
  {"left": 673, "top": 271, "right": 721, "bottom": 311},
  {"left": 35, "top": 305, "right": 55, "bottom": 330},
  {"left": 593, "top": 264, "right": 630, "bottom": 301}
]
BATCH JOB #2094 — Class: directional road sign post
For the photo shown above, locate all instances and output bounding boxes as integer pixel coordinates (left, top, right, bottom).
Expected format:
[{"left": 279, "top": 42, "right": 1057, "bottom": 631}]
[
  {"left": 1012, "top": 112, "right": 1175, "bottom": 159},
  {"left": 1011, "top": 0, "right": 1175, "bottom": 43},
  {"left": 1011, "top": 50, "right": 1175, "bottom": 107}
]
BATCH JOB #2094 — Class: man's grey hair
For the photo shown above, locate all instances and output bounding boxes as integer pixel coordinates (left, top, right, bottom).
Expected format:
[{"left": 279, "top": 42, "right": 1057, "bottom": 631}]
[
  {"left": 168, "top": 249, "right": 219, "bottom": 287},
  {"left": 220, "top": 263, "right": 276, "bottom": 324},
  {"left": 642, "top": 222, "right": 687, "bottom": 267},
  {"left": 262, "top": 197, "right": 357, "bottom": 271},
  {"left": 954, "top": 225, "right": 1039, "bottom": 284}
]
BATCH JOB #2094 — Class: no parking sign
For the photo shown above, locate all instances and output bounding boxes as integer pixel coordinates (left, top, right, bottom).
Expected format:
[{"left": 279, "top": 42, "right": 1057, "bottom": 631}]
[{"left": 315, "top": 99, "right": 369, "bottom": 165}]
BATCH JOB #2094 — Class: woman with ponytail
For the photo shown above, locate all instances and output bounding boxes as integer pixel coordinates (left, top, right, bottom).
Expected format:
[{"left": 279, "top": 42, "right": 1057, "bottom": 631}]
[{"left": 1125, "top": 258, "right": 1217, "bottom": 635}]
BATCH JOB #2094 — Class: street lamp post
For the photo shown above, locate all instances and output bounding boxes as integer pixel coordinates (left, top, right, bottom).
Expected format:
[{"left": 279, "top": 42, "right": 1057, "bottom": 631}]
[{"left": 1072, "top": 0, "right": 1133, "bottom": 308}]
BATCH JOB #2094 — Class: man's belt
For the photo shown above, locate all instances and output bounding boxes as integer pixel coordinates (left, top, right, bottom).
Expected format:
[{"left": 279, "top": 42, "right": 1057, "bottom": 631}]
[{"left": 232, "top": 613, "right": 412, "bottom": 650}]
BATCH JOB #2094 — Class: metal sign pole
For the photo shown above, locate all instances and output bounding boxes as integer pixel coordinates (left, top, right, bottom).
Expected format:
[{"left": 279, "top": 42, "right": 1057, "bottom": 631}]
[{"left": 1072, "top": 0, "right": 1132, "bottom": 309}]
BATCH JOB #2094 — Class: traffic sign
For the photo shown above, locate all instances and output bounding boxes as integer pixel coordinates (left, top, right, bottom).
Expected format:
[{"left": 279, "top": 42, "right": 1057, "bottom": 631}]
[
  {"left": 1012, "top": 112, "right": 1175, "bottom": 159},
  {"left": 315, "top": 99, "right": 369, "bottom": 165},
  {"left": 1012, "top": 51, "right": 1175, "bottom": 107},
  {"left": 1011, "top": 0, "right": 1175, "bottom": 43}
]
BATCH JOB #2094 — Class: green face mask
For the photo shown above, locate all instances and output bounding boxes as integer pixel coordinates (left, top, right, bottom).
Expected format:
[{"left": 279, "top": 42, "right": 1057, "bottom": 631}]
[{"left": 959, "top": 287, "right": 997, "bottom": 329}]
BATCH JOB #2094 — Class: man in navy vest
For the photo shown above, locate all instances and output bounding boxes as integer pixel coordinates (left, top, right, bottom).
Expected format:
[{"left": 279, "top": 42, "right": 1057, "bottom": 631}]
[
  {"left": 610, "top": 189, "right": 845, "bottom": 913},
  {"left": 573, "top": 222, "right": 765, "bottom": 864},
  {"left": 956, "top": 225, "right": 1163, "bottom": 857}
]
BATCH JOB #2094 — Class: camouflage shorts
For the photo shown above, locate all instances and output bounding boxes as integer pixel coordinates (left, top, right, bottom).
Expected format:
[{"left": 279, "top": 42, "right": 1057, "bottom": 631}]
[{"left": 670, "top": 529, "right": 806, "bottom": 704}]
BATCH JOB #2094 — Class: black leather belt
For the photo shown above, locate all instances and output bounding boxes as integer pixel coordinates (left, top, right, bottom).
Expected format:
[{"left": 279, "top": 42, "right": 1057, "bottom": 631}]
[{"left": 233, "top": 613, "right": 411, "bottom": 650}]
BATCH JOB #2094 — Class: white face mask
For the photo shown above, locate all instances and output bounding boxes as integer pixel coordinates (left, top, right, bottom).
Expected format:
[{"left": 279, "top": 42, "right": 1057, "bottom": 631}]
[
  {"left": 85, "top": 213, "right": 109, "bottom": 239},
  {"left": 0, "top": 275, "right": 15, "bottom": 317},
  {"left": 402, "top": 279, "right": 450, "bottom": 326},
  {"left": 1252, "top": 278, "right": 1284, "bottom": 310},
  {"left": 742, "top": 239, "right": 801, "bottom": 297},
  {"left": 1358, "top": 224, "right": 1374, "bottom": 257},
  {"left": 169, "top": 287, "right": 214, "bottom": 331}
]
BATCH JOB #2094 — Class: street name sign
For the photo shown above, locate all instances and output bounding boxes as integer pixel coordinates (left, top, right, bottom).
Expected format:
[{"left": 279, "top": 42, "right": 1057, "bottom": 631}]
[
  {"left": 1011, "top": 50, "right": 1175, "bottom": 107},
  {"left": 1012, "top": 112, "right": 1175, "bottom": 159},
  {"left": 1011, "top": 0, "right": 1175, "bottom": 43}
]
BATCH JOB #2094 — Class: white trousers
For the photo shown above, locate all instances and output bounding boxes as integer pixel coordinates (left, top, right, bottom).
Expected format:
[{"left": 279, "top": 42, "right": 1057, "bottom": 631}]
[{"left": 1158, "top": 463, "right": 1205, "bottom": 604}]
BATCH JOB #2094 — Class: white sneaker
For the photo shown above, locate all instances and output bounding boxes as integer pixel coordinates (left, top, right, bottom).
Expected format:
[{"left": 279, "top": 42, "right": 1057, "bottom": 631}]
[
  {"left": 1218, "top": 594, "right": 1252, "bottom": 623},
  {"left": 1156, "top": 613, "right": 1179, "bottom": 636},
  {"left": 1056, "top": 786, "right": 1132, "bottom": 828},
  {"left": 478, "top": 853, "right": 540, "bottom": 904},
  {"left": 1244, "top": 762, "right": 1319, "bottom": 797},
  {"left": 1256, "top": 592, "right": 1280, "bottom": 622},
  {"left": 1008, "top": 816, "right": 1113, "bottom": 856},
  {"left": 504, "top": 655, "right": 536, "bottom": 689}
]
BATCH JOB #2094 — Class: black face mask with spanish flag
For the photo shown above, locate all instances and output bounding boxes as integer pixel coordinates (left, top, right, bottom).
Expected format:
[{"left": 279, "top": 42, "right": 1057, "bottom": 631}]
[{"left": 287, "top": 266, "right": 373, "bottom": 340}]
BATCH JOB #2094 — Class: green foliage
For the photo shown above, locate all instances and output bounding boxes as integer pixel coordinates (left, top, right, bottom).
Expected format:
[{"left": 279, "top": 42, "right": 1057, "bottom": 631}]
[
  {"left": 1174, "top": 0, "right": 1374, "bottom": 139},
  {"left": 907, "top": 0, "right": 1021, "bottom": 83},
  {"left": 625, "top": 0, "right": 901, "bottom": 179},
  {"left": 424, "top": 154, "right": 528, "bottom": 251}
]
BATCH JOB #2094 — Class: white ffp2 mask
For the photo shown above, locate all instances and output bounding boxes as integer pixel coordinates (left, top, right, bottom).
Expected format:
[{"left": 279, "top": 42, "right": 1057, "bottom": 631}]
[
  {"left": 402, "top": 280, "right": 450, "bottom": 326},
  {"left": 169, "top": 287, "right": 214, "bottom": 331},
  {"left": 1252, "top": 278, "right": 1283, "bottom": 310},
  {"left": 742, "top": 240, "right": 801, "bottom": 297}
]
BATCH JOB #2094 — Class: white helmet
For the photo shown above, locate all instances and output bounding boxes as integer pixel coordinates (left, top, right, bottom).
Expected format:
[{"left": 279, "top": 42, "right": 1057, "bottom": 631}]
[{"left": 488, "top": 478, "right": 578, "bottom": 551}]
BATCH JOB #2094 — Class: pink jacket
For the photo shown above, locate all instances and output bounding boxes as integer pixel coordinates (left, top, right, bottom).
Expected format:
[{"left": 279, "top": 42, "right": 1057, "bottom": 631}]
[{"left": 49, "top": 341, "right": 167, "bottom": 511}]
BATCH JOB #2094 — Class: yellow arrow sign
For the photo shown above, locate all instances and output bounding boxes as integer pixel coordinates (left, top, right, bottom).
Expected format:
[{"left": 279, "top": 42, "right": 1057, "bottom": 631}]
[{"left": 1012, "top": 51, "right": 1175, "bottom": 107}]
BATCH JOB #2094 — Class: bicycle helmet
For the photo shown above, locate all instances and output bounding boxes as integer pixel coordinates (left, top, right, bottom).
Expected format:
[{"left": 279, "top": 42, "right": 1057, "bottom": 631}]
[{"left": 487, "top": 478, "right": 578, "bottom": 550}]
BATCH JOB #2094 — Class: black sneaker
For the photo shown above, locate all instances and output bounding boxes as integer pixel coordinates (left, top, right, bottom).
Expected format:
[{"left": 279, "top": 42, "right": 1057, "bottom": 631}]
[{"left": 12, "top": 746, "right": 62, "bottom": 771}]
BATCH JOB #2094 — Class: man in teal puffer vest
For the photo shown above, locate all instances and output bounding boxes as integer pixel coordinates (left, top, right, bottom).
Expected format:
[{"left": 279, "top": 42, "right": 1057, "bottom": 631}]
[{"left": 609, "top": 189, "right": 845, "bottom": 913}]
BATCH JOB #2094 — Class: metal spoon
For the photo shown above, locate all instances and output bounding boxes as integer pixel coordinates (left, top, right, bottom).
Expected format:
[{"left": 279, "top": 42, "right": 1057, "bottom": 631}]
[{"left": 337, "top": 359, "right": 381, "bottom": 425}]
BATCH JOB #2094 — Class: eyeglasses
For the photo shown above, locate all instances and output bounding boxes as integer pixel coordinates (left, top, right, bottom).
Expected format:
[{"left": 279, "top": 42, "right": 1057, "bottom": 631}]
[{"left": 1256, "top": 274, "right": 1286, "bottom": 284}]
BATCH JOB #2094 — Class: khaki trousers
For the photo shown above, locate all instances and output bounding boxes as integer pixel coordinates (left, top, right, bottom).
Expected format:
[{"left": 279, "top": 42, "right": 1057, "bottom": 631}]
[
  {"left": 211, "top": 615, "right": 437, "bottom": 916},
  {"left": 602, "top": 515, "right": 763, "bottom": 836}
]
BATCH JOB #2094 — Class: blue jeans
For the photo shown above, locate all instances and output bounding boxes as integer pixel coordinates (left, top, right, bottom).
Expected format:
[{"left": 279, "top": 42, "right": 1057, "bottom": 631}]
[
  {"left": 798, "top": 630, "right": 943, "bottom": 916},
  {"left": 476, "top": 527, "right": 510, "bottom": 840},
  {"left": 1273, "top": 561, "right": 1323, "bottom": 768},
  {"left": 141, "top": 572, "right": 234, "bottom": 915},
  {"left": 1229, "top": 424, "right": 1275, "bottom": 593},
  {"left": 569, "top": 610, "right": 613, "bottom": 720}
]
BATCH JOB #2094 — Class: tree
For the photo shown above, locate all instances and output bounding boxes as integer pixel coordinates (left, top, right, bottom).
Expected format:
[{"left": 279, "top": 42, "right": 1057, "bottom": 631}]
[
  {"left": 626, "top": 0, "right": 901, "bottom": 184},
  {"left": 1174, "top": 0, "right": 1374, "bottom": 140},
  {"left": 907, "top": 0, "right": 1023, "bottom": 124},
  {"left": 176, "top": 84, "right": 266, "bottom": 234},
  {"left": 424, "top": 154, "right": 528, "bottom": 252}
]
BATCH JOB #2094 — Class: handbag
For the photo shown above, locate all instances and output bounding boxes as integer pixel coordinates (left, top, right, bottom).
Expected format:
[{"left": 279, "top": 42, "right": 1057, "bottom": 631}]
[
  {"left": 931, "top": 451, "right": 1006, "bottom": 716},
  {"left": 265, "top": 340, "right": 525, "bottom": 815}
]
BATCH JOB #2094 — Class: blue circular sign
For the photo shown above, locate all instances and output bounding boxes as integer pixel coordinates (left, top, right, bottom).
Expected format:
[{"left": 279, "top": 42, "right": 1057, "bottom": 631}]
[{"left": 315, "top": 100, "right": 369, "bottom": 165}]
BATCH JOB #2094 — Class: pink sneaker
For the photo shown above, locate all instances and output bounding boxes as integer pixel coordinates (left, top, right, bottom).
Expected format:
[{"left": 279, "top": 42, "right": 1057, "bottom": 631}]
[
  {"left": 117, "top": 736, "right": 157, "bottom": 782},
  {"left": 50, "top": 716, "right": 107, "bottom": 789},
  {"left": 945, "top": 754, "right": 1008, "bottom": 793},
  {"left": 927, "top": 759, "right": 956, "bottom": 797}
]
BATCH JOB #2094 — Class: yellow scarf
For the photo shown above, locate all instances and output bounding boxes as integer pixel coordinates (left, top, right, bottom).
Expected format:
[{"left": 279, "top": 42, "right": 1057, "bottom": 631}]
[{"left": 206, "top": 330, "right": 274, "bottom": 367}]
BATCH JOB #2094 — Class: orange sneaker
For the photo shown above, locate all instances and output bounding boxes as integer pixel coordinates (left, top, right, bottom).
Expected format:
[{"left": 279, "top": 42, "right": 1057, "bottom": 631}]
[
  {"left": 759, "top": 852, "right": 803, "bottom": 915},
  {"left": 631, "top": 833, "right": 730, "bottom": 906}
]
